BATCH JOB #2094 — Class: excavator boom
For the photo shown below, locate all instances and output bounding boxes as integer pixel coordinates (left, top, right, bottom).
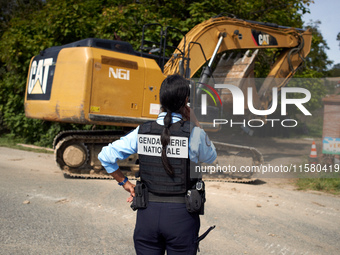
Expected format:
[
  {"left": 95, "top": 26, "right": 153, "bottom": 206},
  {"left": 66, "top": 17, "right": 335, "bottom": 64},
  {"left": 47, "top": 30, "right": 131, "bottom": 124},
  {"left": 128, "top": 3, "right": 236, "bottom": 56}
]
[
  {"left": 164, "top": 16, "right": 311, "bottom": 78},
  {"left": 163, "top": 16, "right": 311, "bottom": 120}
]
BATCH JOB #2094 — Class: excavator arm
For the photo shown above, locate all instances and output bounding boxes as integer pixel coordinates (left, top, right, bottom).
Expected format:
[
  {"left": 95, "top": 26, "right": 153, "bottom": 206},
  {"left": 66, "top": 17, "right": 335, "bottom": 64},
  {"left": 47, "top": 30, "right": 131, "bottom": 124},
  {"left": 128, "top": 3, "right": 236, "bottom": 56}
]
[
  {"left": 164, "top": 16, "right": 312, "bottom": 113},
  {"left": 164, "top": 16, "right": 311, "bottom": 78}
]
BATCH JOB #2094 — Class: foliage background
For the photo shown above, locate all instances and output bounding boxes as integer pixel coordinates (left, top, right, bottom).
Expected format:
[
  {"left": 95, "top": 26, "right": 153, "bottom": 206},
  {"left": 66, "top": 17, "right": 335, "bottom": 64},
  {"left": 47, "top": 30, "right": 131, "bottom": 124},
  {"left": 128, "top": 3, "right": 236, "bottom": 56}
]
[{"left": 0, "top": 0, "right": 337, "bottom": 146}]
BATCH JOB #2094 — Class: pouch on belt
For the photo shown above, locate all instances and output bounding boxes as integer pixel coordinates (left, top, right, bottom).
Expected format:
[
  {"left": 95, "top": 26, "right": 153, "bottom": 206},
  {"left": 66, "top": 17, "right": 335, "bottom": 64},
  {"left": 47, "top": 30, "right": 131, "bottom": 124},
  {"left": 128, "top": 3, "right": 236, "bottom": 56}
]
[{"left": 131, "top": 181, "right": 148, "bottom": 211}]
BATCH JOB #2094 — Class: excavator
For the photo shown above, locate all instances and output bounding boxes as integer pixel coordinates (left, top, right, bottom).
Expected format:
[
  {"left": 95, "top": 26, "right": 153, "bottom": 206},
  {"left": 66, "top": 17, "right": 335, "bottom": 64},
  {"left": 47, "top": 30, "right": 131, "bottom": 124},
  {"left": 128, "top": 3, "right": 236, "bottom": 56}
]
[{"left": 24, "top": 15, "right": 312, "bottom": 181}]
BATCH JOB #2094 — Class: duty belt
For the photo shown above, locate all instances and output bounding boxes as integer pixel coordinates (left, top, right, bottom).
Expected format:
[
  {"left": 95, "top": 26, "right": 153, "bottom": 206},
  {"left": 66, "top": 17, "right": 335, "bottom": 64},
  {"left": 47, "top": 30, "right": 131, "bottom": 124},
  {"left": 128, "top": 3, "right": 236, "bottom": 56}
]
[{"left": 148, "top": 192, "right": 186, "bottom": 203}]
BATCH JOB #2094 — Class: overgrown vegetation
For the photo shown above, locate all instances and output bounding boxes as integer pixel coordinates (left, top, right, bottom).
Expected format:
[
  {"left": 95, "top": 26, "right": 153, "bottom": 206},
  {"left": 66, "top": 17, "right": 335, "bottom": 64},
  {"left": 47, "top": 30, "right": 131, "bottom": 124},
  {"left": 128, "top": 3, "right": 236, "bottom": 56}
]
[
  {"left": 296, "top": 177, "right": 340, "bottom": 195},
  {"left": 0, "top": 134, "right": 52, "bottom": 153}
]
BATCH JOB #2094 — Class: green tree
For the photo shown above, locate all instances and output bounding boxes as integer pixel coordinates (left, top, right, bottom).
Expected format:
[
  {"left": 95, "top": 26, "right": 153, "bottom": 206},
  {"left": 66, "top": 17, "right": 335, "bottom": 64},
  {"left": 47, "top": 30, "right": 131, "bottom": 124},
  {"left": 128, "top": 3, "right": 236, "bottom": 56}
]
[
  {"left": 0, "top": 0, "right": 44, "bottom": 36},
  {"left": 0, "top": 0, "right": 45, "bottom": 136},
  {"left": 329, "top": 63, "right": 340, "bottom": 77},
  {"left": 287, "top": 20, "right": 333, "bottom": 116},
  {"left": 301, "top": 20, "right": 333, "bottom": 75},
  {"left": 0, "top": 0, "right": 105, "bottom": 145},
  {"left": 96, "top": 0, "right": 313, "bottom": 50}
]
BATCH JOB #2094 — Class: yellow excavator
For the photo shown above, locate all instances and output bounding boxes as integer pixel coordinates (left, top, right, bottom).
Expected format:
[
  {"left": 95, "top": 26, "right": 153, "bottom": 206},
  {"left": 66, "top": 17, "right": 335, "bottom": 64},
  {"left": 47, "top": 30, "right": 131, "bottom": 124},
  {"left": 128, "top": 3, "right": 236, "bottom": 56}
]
[{"left": 24, "top": 16, "right": 312, "bottom": 181}]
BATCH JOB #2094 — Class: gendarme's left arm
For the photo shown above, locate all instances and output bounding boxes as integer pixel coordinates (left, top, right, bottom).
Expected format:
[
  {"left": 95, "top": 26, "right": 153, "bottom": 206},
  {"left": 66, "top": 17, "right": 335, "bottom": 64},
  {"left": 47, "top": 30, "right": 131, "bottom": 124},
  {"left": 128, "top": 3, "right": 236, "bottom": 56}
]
[{"left": 189, "top": 127, "right": 217, "bottom": 164}]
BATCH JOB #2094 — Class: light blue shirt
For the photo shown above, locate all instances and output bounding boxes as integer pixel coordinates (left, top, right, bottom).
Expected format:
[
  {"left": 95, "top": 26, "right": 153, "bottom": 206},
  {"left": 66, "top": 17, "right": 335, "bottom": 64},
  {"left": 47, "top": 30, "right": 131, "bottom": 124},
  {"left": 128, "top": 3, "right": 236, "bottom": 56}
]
[{"left": 98, "top": 112, "right": 217, "bottom": 173}]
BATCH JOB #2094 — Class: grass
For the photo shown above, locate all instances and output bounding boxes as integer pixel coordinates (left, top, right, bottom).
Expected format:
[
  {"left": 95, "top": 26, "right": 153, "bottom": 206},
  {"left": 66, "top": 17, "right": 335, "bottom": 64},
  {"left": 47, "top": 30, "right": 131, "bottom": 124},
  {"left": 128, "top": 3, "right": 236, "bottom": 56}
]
[
  {"left": 296, "top": 177, "right": 340, "bottom": 195},
  {"left": 0, "top": 134, "right": 53, "bottom": 154}
]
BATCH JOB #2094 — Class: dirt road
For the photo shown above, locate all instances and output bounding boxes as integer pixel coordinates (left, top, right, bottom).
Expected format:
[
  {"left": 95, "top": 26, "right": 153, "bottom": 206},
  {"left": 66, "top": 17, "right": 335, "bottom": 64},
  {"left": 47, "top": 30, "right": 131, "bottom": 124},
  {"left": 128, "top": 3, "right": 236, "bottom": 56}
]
[{"left": 0, "top": 146, "right": 339, "bottom": 255}]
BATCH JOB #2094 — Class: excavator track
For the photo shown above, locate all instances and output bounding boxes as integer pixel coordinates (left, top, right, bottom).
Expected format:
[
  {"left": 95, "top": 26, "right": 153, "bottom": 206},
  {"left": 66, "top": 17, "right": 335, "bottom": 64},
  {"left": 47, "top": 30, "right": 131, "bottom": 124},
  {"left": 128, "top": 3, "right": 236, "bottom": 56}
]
[
  {"left": 54, "top": 130, "right": 138, "bottom": 179},
  {"left": 53, "top": 130, "right": 263, "bottom": 183},
  {"left": 201, "top": 141, "right": 263, "bottom": 183}
]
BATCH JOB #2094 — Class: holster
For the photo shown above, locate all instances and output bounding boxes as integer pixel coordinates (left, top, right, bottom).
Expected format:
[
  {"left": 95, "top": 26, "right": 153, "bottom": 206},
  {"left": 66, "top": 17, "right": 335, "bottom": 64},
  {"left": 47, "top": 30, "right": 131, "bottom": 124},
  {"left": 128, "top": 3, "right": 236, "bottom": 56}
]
[
  {"left": 185, "top": 180, "right": 206, "bottom": 215},
  {"left": 131, "top": 181, "right": 149, "bottom": 211}
]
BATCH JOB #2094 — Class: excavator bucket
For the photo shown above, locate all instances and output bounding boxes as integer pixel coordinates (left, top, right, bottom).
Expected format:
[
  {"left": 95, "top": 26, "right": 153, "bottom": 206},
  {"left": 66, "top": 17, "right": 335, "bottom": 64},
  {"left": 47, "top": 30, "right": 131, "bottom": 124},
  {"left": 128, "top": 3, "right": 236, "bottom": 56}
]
[
  {"left": 212, "top": 50, "right": 258, "bottom": 80},
  {"left": 210, "top": 50, "right": 261, "bottom": 116},
  {"left": 199, "top": 50, "right": 263, "bottom": 182}
]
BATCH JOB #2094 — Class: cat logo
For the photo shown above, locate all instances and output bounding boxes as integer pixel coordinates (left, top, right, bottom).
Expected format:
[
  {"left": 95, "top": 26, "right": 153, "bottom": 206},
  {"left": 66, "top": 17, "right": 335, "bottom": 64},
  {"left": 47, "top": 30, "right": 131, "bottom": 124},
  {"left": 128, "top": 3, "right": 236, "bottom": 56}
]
[
  {"left": 258, "top": 34, "right": 270, "bottom": 46},
  {"left": 28, "top": 58, "right": 53, "bottom": 94},
  {"left": 27, "top": 56, "right": 55, "bottom": 100},
  {"left": 251, "top": 30, "right": 278, "bottom": 46}
]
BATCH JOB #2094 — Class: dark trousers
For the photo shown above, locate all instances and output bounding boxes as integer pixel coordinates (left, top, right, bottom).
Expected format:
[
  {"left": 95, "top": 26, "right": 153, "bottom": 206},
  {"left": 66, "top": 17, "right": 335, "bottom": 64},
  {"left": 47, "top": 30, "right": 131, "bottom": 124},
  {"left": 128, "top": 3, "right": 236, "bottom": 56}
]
[{"left": 133, "top": 202, "right": 200, "bottom": 255}]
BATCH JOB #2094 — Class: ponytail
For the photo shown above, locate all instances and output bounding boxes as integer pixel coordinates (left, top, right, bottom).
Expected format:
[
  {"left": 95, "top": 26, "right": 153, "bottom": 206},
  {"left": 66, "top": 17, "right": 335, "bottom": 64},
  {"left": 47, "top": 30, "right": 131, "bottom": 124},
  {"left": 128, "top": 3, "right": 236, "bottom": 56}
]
[
  {"left": 161, "top": 110, "right": 174, "bottom": 176},
  {"left": 159, "top": 74, "right": 190, "bottom": 177}
]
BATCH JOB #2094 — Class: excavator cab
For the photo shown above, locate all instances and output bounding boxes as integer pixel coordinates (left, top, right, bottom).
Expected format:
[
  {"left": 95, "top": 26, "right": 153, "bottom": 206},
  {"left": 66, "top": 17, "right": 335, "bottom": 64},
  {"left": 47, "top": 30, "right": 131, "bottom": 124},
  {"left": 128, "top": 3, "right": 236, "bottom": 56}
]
[{"left": 139, "top": 23, "right": 188, "bottom": 74}]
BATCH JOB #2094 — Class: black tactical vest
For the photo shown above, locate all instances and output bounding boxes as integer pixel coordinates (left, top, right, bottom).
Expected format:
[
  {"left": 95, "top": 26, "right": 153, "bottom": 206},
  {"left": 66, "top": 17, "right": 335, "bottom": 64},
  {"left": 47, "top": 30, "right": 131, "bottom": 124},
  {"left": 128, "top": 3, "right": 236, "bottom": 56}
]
[{"left": 137, "top": 120, "right": 196, "bottom": 195}]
